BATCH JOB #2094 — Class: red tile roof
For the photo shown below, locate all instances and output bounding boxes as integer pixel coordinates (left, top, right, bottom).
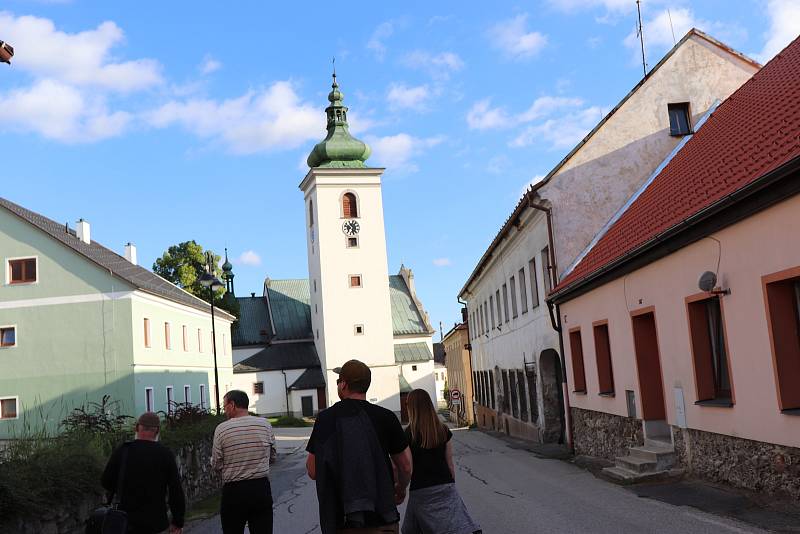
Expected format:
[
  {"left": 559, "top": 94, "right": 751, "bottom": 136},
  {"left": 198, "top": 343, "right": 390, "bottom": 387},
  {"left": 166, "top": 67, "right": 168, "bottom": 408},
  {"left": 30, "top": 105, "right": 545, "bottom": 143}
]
[{"left": 553, "top": 34, "right": 800, "bottom": 297}]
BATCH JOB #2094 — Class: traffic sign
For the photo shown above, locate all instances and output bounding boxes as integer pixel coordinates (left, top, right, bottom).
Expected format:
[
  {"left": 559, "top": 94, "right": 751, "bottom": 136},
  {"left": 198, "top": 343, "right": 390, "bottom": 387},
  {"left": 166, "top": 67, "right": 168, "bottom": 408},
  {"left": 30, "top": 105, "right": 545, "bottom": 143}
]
[{"left": 451, "top": 389, "right": 461, "bottom": 401}]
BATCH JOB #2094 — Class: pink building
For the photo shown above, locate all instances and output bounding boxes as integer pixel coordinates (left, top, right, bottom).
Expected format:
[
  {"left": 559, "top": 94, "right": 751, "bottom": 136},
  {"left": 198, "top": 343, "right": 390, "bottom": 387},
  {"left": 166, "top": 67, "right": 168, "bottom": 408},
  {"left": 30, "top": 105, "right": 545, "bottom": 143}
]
[{"left": 549, "top": 35, "right": 800, "bottom": 499}]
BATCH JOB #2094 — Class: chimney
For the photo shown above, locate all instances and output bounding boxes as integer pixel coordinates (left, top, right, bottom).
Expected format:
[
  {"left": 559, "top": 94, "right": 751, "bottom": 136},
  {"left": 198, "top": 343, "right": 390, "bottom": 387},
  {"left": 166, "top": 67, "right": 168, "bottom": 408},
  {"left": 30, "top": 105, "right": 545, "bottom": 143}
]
[
  {"left": 124, "top": 243, "right": 137, "bottom": 265},
  {"left": 76, "top": 219, "right": 91, "bottom": 245}
]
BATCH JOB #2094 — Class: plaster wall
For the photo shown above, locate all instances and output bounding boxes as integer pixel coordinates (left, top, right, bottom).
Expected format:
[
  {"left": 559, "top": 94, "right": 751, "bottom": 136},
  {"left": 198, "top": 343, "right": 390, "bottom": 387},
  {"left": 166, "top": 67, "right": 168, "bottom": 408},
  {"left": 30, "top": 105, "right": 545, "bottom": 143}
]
[
  {"left": 231, "top": 369, "right": 305, "bottom": 415},
  {"left": 444, "top": 326, "right": 474, "bottom": 424},
  {"left": 232, "top": 346, "right": 263, "bottom": 365},
  {"left": 540, "top": 35, "right": 758, "bottom": 278},
  {"left": 289, "top": 388, "right": 319, "bottom": 417},
  {"left": 560, "top": 194, "right": 800, "bottom": 448},
  {"left": 326, "top": 365, "right": 400, "bottom": 414},
  {"left": 400, "top": 360, "right": 436, "bottom": 402},
  {"left": 434, "top": 363, "right": 447, "bottom": 407},
  {"left": 465, "top": 207, "right": 557, "bottom": 429},
  {"left": 302, "top": 168, "right": 398, "bottom": 411}
]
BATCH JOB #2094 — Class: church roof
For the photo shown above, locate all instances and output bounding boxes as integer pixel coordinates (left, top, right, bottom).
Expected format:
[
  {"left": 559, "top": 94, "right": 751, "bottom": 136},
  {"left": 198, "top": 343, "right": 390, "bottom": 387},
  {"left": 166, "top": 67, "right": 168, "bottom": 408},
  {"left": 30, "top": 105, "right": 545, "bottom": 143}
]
[
  {"left": 306, "top": 73, "right": 371, "bottom": 169},
  {"left": 233, "top": 273, "right": 431, "bottom": 348},
  {"left": 289, "top": 366, "right": 326, "bottom": 390},
  {"left": 0, "top": 196, "right": 234, "bottom": 320},
  {"left": 394, "top": 342, "right": 433, "bottom": 363},
  {"left": 233, "top": 341, "right": 320, "bottom": 373}
]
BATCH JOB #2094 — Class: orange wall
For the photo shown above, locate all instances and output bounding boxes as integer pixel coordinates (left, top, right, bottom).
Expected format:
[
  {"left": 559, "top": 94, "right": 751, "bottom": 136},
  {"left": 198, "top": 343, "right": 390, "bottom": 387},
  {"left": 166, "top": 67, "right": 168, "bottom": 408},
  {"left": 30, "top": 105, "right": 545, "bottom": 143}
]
[{"left": 560, "top": 194, "right": 800, "bottom": 448}]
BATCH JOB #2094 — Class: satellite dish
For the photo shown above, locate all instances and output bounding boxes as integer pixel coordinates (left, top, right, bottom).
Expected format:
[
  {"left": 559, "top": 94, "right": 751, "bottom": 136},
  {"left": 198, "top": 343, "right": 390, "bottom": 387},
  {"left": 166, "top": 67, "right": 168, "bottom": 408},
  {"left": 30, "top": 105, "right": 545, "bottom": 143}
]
[{"left": 698, "top": 271, "right": 717, "bottom": 292}]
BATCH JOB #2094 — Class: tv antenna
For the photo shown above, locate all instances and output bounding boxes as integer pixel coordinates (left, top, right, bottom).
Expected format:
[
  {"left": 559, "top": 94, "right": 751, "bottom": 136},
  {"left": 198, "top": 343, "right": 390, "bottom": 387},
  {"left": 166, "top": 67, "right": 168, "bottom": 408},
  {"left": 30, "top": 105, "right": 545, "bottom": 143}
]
[{"left": 636, "top": 0, "right": 647, "bottom": 77}]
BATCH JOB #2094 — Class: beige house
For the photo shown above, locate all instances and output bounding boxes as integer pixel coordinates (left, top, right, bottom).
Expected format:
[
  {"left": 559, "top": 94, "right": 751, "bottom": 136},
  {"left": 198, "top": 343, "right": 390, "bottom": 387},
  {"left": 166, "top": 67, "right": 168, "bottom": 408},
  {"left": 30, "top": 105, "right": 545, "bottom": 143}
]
[
  {"left": 459, "top": 29, "right": 759, "bottom": 444},
  {"left": 443, "top": 322, "right": 474, "bottom": 426},
  {"left": 549, "top": 35, "right": 800, "bottom": 498}
]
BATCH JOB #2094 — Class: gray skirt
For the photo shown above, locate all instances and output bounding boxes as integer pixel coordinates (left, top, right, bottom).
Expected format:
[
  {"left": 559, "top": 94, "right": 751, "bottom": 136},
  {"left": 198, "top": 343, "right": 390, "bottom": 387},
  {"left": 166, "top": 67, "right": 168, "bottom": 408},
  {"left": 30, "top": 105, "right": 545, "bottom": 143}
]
[{"left": 401, "top": 483, "right": 480, "bottom": 534}]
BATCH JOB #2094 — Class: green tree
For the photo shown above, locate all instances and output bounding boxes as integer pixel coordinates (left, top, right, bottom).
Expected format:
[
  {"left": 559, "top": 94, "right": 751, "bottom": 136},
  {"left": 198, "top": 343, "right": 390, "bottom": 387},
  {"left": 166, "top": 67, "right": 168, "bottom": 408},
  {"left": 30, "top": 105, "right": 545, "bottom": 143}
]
[{"left": 153, "top": 241, "right": 239, "bottom": 318}]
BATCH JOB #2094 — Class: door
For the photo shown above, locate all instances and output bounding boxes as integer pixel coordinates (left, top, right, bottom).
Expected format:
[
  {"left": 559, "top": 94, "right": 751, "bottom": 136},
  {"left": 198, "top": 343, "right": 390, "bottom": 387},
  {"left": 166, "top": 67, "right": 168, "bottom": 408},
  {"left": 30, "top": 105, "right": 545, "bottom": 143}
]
[
  {"left": 632, "top": 311, "right": 666, "bottom": 421},
  {"left": 316, "top": 387, "right": 327, "bottom": 411},
  {"left": 400, "top": 392, "right": 409, "bottom": 423},
  {"left": 301, "top": 395, "right": 314, "bottom": 418}
]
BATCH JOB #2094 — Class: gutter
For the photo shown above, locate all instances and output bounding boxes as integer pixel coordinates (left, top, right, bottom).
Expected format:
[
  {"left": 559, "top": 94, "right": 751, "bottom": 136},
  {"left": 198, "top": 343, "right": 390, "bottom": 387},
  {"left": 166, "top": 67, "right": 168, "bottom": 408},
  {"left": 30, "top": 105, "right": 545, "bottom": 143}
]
[
  {"left": 458, "top": 297, "right": 476, "bottom": 425},
  {"left": 526, "top": 197, "right": 573, "bottom": 449}
]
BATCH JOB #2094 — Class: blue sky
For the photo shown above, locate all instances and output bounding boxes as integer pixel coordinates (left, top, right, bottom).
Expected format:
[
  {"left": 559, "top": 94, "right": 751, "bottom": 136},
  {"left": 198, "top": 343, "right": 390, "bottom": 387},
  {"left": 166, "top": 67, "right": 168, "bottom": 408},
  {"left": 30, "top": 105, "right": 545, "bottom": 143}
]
[{"left": 1, "top": 0, "right": 798, "bottom": 335}]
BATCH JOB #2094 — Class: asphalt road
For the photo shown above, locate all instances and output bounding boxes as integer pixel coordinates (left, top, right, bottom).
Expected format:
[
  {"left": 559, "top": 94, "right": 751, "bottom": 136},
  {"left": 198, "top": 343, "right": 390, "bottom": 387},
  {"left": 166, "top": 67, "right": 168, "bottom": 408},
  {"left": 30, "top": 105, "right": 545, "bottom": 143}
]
[{"left": 187, "top": 424, "right": 766, "bottom": 534}]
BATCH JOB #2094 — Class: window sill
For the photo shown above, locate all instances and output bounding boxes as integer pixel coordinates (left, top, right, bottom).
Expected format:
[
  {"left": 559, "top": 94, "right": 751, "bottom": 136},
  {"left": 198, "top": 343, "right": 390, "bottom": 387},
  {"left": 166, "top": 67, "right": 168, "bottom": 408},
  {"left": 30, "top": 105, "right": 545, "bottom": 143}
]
[
  {"left": 573, "top": 390, "right": 587, "bottom": 395},
  {"left": 598, "top": 392, "right": 615, "bottom": 398},
  {"left": 781, "top": 408, "right": 800, "bottom": 416},
  {"left": 694, "top": 398, "right": 733, "bottom": 408}
]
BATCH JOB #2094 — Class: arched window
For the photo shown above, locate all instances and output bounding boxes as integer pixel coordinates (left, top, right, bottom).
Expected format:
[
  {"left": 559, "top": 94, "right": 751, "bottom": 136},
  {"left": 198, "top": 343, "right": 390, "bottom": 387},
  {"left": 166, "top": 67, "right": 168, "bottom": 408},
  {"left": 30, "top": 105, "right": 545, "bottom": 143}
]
[
  {"left": 342, "top": 192, "right": 358, "bottom": 218},
  {"left": 308, "top": 199, "right": 314, "bottom": 227}
]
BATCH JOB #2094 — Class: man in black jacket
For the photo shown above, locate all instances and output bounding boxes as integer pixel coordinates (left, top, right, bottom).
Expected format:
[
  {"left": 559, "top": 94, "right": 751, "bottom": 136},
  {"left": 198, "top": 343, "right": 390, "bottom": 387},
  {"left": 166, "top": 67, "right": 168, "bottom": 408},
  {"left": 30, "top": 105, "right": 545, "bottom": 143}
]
[
  {"left": 306, "top": 360, "right": 412, "bottom": 534},
  {"left": 102, "top": 412, "right": 185, "bottom": 534}
]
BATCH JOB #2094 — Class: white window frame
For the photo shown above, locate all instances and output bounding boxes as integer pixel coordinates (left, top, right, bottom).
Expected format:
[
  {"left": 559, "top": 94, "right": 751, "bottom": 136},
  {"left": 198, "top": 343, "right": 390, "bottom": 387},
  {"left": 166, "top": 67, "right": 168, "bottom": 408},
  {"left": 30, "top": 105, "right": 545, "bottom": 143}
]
[
  {"left": 0, "top": 395, "right": 19, "bottom": 420},
  {"left": 0, "top": 324, "right": 18, "bottom": 349},
  {"left": 349, "top": 274, "right": 363, "bottom": 288},
  {"left": 339, "top": 190, "right": 361, "bottom": 219},
  {"left": 145, "top": 387, "right": 155, "bottom": 412},
  {"left": 354, "top": 324, "right": 365, "bottom": 335},
  {"left": 346, "top": 236, "right": 360, "bottom": 249},
  {"left": 164, "top": 322, "right": 171, "bottom": 350},
  {"left": 199, "top": 384, "right": 206, "bottom": 409},
  {"left": 5, "top": 256, "right": 39, "bottom": 286},
  {"left": 184, "top": 385, "right": 192, "bottom": 404},
  {"left": 143, "top": 318, "right": 151, "bottom": 348},
  {"left": 166, "top": 386, "right": 174, "bottom": 414},
  {"left": 182, "top": 325, "right": 188, "bottom": 352},
  {"left": 197, "top": 328, "right": 203, "bottom": 353}
]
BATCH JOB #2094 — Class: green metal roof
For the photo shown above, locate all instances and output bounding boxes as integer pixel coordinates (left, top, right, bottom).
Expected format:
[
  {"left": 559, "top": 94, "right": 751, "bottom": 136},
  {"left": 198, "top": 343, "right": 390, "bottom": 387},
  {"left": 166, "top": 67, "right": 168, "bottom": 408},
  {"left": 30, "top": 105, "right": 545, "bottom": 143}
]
[
  {"left": 267, "top": 279, "right": 312, "bottom": 340},
  {"left": 389, "top": 275, "right": 429, "bottom": 335},
  {"left": 394, "top": 342, "right": 433, "bottom": 364},
  {"left": 232, "top": 296, "right": 270, "bottom": 346},
  {"left": 234, "top": 342, "right": 320, "bottom": 373}
]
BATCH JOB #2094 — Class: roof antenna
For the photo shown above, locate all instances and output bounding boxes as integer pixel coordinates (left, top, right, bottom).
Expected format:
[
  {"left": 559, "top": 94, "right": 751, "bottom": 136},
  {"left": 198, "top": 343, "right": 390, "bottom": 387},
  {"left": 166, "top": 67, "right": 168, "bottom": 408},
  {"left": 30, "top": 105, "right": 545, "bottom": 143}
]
[
  {"left": 667, "top": 8, "right": 677, "bottom": 45},
  {"left": 636, "top": 0, "right": 647, "bottom": 77}
]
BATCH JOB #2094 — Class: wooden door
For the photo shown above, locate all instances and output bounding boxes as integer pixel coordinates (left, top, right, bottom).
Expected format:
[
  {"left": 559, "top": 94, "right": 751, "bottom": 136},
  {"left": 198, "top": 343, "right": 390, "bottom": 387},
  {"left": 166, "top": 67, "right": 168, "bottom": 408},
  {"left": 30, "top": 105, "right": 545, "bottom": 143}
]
[
  {"left": 400, "top": 392, "right": 409, "bottom": 423},
  {"left": 301, "top": 396, "right": 314, "bottom": 418},
  {"left": 632, "top": 311, "right": 666, "bottom": 421}
]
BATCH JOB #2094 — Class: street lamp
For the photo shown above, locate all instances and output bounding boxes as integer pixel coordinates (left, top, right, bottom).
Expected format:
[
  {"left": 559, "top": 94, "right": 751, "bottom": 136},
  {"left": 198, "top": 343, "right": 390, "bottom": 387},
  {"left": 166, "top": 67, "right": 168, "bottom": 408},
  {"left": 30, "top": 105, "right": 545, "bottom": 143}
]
[
  {"left": 0, "top": 41, "right": 14, "bottom": 64},
  {"left": 199, "top": 252, "right": 225, "bottom": 414}
]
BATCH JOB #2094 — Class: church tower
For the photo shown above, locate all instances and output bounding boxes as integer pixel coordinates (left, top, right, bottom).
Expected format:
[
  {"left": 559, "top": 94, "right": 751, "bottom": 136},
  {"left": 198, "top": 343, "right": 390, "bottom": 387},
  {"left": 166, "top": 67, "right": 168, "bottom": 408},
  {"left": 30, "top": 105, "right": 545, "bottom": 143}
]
[{"left": 300, "top": 73, "right": 399, "bottom": 413}]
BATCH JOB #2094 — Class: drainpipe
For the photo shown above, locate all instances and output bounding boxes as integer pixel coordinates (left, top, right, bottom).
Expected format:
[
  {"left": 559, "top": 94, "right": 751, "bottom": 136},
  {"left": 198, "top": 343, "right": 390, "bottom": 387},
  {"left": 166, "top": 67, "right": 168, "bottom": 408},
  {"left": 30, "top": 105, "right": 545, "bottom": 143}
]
[
  {"left": 281, "top": 370, "right": 290, "bottom": 417},
  {"left": 458, "top": 297, "right": 475, "bottom": 425},
  {"left": 527, "top": 196, "right": 574, "bottom": 450}
]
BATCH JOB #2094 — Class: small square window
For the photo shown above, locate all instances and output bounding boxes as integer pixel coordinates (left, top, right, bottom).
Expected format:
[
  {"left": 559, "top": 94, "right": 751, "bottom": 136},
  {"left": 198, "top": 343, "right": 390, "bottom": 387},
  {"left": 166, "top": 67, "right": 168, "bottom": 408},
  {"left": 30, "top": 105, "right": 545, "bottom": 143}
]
[
  {"left": 0, "top": 327, "right": 16, "bottom": 347},
  {"left": 347, "top": 237, "right": 359, "bottom": 248},
  {"left": 354, "top": 324, "right": 364, "bottom": 335},
  {"left": 8, "top": 258, "right": 37, "bottom": 284},
  {"left": 412, "top": 365, "right": 418, "bottom": 371},
  {"left": 349, "top": 275, "right": 362, "bottom": 288},
  {"left": 0, "top": 397, "right": 18, "bottom": 419},
  {"left": 254, "top": 382, "right": 265, "bottom": 394},
  {"left": 668, "top": 103, "right": 692, "bottom": 136}
]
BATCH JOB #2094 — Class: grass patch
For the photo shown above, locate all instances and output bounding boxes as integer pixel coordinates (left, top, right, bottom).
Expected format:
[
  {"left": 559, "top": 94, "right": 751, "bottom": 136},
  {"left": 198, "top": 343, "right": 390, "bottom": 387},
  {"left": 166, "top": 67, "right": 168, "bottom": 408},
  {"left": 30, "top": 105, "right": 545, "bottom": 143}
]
[
  {"left": 185, "top": 492, "right": 221, "bottom": 521},
  {"left": 267, "top": 415, "right": 313, "bottom": 427}
]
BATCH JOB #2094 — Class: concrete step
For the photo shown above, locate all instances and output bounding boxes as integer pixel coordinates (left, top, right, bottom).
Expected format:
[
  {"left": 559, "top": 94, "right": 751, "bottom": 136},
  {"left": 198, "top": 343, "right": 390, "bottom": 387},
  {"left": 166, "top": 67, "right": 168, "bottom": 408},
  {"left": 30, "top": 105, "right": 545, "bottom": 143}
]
[
  {"left": 645, "top": 437, "right": 672, "bottom": 449},
  {"left": 628, "top": 445, "right": 676, "bottom": 471},
  {"left": 601, "top": 466, "right": 685, "bottom": 485},
  {"left": 615, "top": 455, "right": 657, "bottom": 473}
]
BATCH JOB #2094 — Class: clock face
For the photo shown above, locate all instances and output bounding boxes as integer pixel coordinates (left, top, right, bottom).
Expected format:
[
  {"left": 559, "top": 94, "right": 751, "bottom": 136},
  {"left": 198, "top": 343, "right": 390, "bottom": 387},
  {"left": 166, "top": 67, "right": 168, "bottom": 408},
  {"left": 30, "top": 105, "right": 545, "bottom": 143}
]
[{"left": 342, "top": 219, "right": 360, "bottom": 236}]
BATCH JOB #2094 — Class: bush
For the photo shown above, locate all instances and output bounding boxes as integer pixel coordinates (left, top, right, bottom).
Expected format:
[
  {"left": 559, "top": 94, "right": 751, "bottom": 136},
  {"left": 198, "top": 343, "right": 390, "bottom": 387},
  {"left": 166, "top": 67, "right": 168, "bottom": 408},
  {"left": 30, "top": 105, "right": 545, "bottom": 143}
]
[{"left": 270, "top": 415, "right": 312, "bottom": 427}]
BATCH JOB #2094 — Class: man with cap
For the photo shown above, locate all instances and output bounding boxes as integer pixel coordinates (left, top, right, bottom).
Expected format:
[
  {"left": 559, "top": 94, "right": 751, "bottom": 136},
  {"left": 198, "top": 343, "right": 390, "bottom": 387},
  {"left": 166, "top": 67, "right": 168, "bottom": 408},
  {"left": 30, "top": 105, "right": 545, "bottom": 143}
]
[
  {"left": 101, "top": 412, "right": 185, "bottom": 534},
  {"left": 306, "top": 359, "right": 413, "bottom": 534}
]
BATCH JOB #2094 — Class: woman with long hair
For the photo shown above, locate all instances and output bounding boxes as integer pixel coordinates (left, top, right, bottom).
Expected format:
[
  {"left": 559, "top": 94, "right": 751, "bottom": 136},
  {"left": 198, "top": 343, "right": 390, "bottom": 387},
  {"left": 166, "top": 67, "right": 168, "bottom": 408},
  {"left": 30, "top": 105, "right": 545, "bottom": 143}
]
[{"left": 401, "top": 389, "right": 481, "bottom": 534}]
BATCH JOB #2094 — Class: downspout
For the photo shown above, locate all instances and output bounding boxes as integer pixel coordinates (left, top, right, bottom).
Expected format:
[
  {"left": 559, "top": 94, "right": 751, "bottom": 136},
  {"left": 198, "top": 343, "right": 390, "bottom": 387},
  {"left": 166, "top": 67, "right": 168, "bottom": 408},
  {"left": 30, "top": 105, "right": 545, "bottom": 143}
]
[
  {"left": 458, "top": 297, "right": 475, "bottom": 425},
  {"left": 281, "top": 370, "right": 290, "bottom": 417},
  {"left": 527, "top": 196, "right": 574, "bottom": 450}
]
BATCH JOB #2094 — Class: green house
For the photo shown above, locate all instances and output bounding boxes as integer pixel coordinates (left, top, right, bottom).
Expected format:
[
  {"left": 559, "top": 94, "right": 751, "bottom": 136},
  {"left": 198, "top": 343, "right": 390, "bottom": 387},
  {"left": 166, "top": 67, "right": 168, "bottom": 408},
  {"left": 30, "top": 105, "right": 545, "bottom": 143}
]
[{"left": 0, "top": 197, "right": 235, "bottom": 440}]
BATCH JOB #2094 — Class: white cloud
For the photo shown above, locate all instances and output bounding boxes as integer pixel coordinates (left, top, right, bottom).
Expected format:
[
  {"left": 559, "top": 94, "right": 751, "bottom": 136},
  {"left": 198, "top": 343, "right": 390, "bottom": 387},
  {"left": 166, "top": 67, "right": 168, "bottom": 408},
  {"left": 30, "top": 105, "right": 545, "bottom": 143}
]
[
  {"left": 432, "top": 258, "right": 452, "bottom": 267},
  {"left": 511, "top": 106, "right": 604, "bottom": 149},
  {"left": 487, "top": 155, "right": 511, "bottom": 175},
  {"left": 756, "top": 0, "right": 800, "bottom": 63},
  {"left": 401, "top": 50, "right": 464, "bottom": 79},
  {"left": 236, "top": 250, "right": 262, "bottom": 266},
  {"left": 0, "top": 12, "right": 162, "bottom": 92},
  {"left": 387, "top": 83, "right": 433, "bottom": 111},
  {"left": 487, "top": 14, "right": 547, "bottom": 60},
  {"left": 0, "top": 79, "right": 130, "bottom": 142},
  {"left": 200, "top": 55, "right": 222, "bottom": 75},
  {"left": 467, "top": 99, "right": 513, "bottom": 130},
  {"left": 520, "top": 174, "right": 546, "bottom": 198},
  {"left": 146, "top": 81, "right": 322, "bottom": 154},
  {"left": 365, "top": 133, "right": 444, "bottom": 172},
  {"left": 547, "top": 0, "right": 653, "bottom": 13},
  {"left": 467, "top": 96, "right": 584, "bottom": 131},
  {"left": 367, "top": 21, "right": 394, "bottom": 61}
]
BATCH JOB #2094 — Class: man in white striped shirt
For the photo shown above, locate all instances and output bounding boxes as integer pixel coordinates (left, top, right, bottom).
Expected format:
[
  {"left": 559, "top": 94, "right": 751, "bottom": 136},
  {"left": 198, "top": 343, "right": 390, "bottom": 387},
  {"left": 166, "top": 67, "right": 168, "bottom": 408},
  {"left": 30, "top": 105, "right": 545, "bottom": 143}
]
[{"left": 212, "top": 390, "right": 276, "bottom": 534}]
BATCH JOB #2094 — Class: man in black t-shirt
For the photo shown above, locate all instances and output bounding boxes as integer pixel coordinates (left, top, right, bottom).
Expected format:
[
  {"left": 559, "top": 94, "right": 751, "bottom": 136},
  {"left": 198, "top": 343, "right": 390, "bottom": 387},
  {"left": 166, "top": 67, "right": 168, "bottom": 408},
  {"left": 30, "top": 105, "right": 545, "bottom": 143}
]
[{"left": 306, "top": 360, "right": 412, "bottom": 534}]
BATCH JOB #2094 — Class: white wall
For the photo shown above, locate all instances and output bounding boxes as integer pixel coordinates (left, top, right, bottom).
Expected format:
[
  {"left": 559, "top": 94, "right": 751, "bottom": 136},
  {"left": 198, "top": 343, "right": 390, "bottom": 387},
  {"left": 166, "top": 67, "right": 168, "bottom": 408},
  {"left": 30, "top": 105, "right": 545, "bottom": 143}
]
[
  {"left": 231, "top": 369, "right": 305, "bottom": 415},
  {"left": 435, "top": 363, "right": 448, "bottom": 407},
  {"left": 232, "top": 346, "right": 263, "bottom": 365},
  {"left": 289, "top": 388, "right": 318, "bottom": 418}
]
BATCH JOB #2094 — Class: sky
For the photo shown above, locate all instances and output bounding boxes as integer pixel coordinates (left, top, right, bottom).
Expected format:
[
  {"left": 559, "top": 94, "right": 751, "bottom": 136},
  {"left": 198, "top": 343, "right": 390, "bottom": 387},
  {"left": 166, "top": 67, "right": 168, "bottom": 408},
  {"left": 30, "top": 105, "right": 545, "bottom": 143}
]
[{"left": 1, "top": 0, "right": 798, "bottom": 336}]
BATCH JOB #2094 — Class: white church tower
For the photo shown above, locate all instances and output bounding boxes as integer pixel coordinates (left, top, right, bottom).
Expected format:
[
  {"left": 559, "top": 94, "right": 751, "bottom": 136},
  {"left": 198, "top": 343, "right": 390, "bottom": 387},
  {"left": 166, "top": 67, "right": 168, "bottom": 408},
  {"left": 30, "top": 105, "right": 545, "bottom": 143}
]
[{"left": 299, "top": 73, "right": 400, "bottom": 413}]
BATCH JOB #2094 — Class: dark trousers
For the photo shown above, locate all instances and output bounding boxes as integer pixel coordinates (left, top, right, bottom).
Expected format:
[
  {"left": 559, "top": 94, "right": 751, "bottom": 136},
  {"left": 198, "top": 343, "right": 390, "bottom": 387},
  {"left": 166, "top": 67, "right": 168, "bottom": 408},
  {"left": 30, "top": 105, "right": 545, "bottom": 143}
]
[{"left": 221, "top": 477, "right": 273, "bottom": 534}]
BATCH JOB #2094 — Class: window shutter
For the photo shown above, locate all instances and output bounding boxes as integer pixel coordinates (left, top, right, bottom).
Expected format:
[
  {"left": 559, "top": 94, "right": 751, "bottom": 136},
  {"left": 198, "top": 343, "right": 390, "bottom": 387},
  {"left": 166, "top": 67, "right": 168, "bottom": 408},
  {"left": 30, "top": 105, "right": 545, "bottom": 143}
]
[{"left": 688, "top": 301, "right": 716, "bottom": 401}]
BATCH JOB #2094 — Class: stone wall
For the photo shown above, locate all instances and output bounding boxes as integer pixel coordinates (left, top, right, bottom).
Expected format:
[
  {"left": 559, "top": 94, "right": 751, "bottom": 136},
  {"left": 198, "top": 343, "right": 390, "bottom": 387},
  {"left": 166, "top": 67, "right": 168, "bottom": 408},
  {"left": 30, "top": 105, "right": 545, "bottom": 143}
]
[
  {"left": 673, "top": 427, "right": 800, "bottom": 501},
  {"left": 570, "top": 407, "right": 643, "bottom": 460},
  {"left": 2, "top": 436, "right": 219, "bottom": 534}
]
